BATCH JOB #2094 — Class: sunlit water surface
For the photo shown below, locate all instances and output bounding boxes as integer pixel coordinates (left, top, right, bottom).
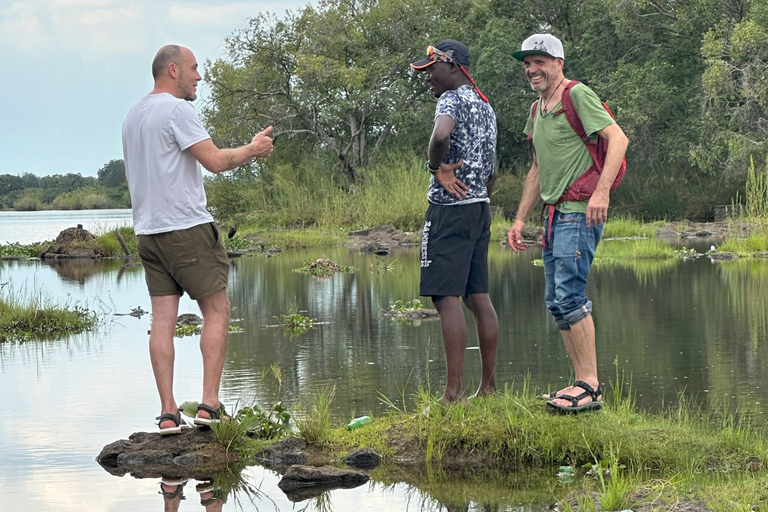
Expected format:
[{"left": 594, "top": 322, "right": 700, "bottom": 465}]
[{"left": 1, "top": 213, "right": 767, "bottom": 511}]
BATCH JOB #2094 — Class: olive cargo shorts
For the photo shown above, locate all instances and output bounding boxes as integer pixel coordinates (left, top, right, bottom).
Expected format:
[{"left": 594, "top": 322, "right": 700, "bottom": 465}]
[{"left": 137, "top": 222, "right": 229, "bottom": 300}]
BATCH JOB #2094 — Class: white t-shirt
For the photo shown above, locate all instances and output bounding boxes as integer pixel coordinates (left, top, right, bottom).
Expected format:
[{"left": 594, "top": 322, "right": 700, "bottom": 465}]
[{"left": 122, "top": 93, "right": 213, "bottom": 235}]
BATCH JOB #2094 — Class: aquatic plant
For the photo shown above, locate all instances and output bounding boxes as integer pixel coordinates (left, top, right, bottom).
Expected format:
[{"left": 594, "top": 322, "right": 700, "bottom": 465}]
[{"left": 387, "top": 299, "right": 424, "bottom": 313}]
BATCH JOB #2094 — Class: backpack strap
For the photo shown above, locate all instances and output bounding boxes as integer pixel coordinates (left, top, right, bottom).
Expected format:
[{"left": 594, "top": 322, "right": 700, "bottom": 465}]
[{"left": 561, "top": 80, "right": 601, "bottom": 171}]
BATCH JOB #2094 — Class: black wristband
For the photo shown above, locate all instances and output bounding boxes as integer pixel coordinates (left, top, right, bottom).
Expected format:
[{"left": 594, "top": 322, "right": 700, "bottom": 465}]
[{"left": 424, "top": 160, "right": 440, "bottom": 174}]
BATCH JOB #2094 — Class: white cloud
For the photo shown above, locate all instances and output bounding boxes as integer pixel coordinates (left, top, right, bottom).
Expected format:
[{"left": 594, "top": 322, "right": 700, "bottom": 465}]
[
  {"left": 167, "top": 2, "right": 277, "bottom": 27},
  {"left": 0, "top": 2, "right": 52, "bottom": 53},
  {"left": 0, "top": 0, "right": 147, "bottom": 58}
]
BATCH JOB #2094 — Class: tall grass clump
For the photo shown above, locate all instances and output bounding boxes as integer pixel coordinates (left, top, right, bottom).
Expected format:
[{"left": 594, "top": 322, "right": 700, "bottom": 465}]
[
  {"left": 296, "top": 385, "right": 336, "bottom": 446},
  {"left": 0, "top": 287, "right": 98, "bottom": 341},
  {"left": 97, "top": 226, "right": 138, "bottom": 256},
  {"left": 745, "top": 156, "right": 768, "bottom": 219},
  {"left": 53, "top": 188, "right": 111, "bottom": 210},
  {"left": 718, "top": 223, "right": 768, "bottom": 254},
  {"left": 13, "top": 192, "right": 45, "bottom": 211},
  {"left": 595, "top": 237, "right": 677, "bottom": 260},
  {"left": 351, "top": 153, "right": 431, "bottom": 231},
  {"left": 603, "top": 216, "right": 656, "bottom": 238}
]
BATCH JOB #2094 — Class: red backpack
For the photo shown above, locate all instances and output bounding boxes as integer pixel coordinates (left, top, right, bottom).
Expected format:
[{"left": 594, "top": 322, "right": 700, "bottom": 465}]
[{"left": 529, "top": 80, "right": 627, "bottom": 244}]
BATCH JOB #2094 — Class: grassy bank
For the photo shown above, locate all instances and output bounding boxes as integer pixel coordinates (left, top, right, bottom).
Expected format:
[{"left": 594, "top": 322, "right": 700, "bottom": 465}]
[
  {"left": 213, "top": 369, "right": 768, "bottom": 511},
  {"left": 0, "top": 287, "right": 98, "bottom": 341}
]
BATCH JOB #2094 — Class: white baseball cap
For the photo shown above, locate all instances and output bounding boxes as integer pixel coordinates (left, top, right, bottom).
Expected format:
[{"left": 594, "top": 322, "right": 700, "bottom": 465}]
[{"left": 512, "top": 34, "right": 564, "bottom": 61}]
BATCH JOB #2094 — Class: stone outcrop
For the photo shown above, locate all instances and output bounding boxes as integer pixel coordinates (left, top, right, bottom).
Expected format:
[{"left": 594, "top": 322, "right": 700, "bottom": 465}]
[
  {"left": 96, "top": 427, "right": 239, "bottom": 480},
  {"left": 41, "top": 225, "right": 103, "bottom": 258}
]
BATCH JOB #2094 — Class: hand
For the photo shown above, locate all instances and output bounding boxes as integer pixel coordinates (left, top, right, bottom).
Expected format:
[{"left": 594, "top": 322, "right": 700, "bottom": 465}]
[
  {"left": 251, "top": 126, "right": 274, "bottom": 158},
  {"left": 507, "top": 220, "right": 527, "bottom": 253},
  {"left": 435, "top": 160, "right": 468, "bottom": 198},
  {"left": 586, "top": 189, "right": 610, "bottom": 227}
]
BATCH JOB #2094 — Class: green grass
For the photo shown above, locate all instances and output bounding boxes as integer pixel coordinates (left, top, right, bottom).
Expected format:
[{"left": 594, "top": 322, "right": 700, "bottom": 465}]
[
  {"left": 0, "top": 287, "right": 98, "bottom": 341},
  {"left": 718, "top": 222, "right": 768, "bottom": 255},
  {"left": 97, "top": 226, "right": 138, "bottom": 256},
  {"left": 602, "top": 216, "right": 657, "bottom": 238},
  {"left": 595, "top": 237, "right": 678, "bottom": 261}
]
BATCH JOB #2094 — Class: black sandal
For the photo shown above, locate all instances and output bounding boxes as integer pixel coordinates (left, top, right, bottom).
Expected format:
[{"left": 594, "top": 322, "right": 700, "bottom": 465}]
[
  {"left": 194, "top": 403, "right": 230, "bottom": 426},
  {"left": 546, "top": 380, "right": 603, "bottom": 414},
  {"left": 156, "top": 411, "right": 184, "bottom": 435}
]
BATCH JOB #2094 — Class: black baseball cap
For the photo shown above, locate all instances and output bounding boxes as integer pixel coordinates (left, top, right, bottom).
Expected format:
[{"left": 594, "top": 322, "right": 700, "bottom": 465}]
[{"left": 410, "top": 39, "right": 471, "bottom": 70}]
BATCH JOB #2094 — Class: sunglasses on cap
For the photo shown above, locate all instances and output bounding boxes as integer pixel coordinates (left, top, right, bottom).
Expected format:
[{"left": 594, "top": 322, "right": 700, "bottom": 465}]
[{"left": 423, "top": 46, "right": 489, "bottom": 103}]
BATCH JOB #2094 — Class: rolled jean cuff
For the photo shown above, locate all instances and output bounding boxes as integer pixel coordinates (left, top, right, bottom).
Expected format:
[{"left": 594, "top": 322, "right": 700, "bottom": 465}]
[{"left": 558, "top": 300, "right": 592, "bottom": 330}]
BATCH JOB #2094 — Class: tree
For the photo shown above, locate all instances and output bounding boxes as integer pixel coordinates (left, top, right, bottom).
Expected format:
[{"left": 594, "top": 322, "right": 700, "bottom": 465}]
[
  {"left": 203, "top": 0, "right": 474, "bottom": 187},
  {"left": 697, "top": 0, "right": 768, "bottom": 175},
  {"left": 98, "top": 159, "right": 126, "bottom": 188}
]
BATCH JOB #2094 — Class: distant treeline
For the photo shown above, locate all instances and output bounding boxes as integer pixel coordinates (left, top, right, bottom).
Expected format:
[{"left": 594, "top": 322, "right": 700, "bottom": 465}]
[
  {"left": 0, "top": 160, "right": 130, "bottom": 211},
  {"left": 200, "top": 0, "right": 768, "bottom": 224}
]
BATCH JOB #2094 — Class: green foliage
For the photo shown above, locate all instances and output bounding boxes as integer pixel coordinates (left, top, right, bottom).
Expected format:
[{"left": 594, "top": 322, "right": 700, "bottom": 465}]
[
  {"left": 0, "top": 287, "right": 98, "bottom": 342},
  {"left": 232, "top": 403, "right": 292, "bottom": 440},
  {"left": 387, "top": 299, "right": 424, "bottom": 313},
  {"left": 174, "top": 324, "right": 244, "bottom": 338},
  {"left": 294, "top": 258, "right": 355, "bottom": 277},
  {"left": 97, "top": 226, "right": 138, "bottom": 257},
  {"left": 603, "top": 216, "right": 656, "bottom": 239},
  {"left": 53, "top": 188, "right": 111, "bottom": 210},
  {"left": 595, "top": 237, "right": 678, "bottom": 261},
  {"left": 0, "top": 242, "right": 45, "bottom": 258},
  {"left": 296, "top": 385, "right": 336, "bottom": 446},
  {"left": 275, "top": 308, "right": 317, "bottom": 335},
  {"left": 745, "top": 157, "right": 768, "bottom": 218},
  {"left": 97, "top": 159, "right": 126, "bottom": 188}
]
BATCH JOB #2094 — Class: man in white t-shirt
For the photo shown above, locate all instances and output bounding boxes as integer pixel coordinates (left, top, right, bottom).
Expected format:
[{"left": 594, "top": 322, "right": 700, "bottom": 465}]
[{"left": 122, "top": 45, "right": 273, "bottom": 434}]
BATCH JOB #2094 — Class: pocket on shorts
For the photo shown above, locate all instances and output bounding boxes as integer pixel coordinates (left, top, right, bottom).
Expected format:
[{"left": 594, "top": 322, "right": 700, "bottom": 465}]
[
  {"left": 552, "top": 213, "right": 581, "bottom": 259},
  {"left": 168, "top": 229, "right": 200, "bottom": 269}
]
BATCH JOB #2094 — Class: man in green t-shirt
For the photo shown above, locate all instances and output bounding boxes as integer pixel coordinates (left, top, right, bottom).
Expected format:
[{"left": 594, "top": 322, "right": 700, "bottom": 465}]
[{"left": 507, "top": 34, "right": 629, "bottom": 414}]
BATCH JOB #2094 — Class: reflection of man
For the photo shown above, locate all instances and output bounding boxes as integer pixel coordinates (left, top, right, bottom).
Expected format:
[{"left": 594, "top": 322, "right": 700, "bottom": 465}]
[
  {"left": 507, "top": 34, "right": 628, "bottom": 413},
  {"left": 122, "top": 45, "right": 274, "bottom": 433},
  {"left": 410, "top": 40, "right": 499, "bottom": 404}
]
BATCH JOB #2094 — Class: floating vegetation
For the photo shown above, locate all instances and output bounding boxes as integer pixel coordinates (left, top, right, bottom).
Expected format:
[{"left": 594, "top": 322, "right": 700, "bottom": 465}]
[
  {"left": 387, "top": 299, "right": 424, "bottom": 313},
  {"left": 0, "top": 242, "right": 46, "bottom": 259},
  {"left": 174, "top": 324, "right": 244, "bottom": 338},
  {"left": 294, "top": 258, "right": 355, "bottom": 277},
  {"left": 274, "top": 309, "right": 318, "bottom": 336}
]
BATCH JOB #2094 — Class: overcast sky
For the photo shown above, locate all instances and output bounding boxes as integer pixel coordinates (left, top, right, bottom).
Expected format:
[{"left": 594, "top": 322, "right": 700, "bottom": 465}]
[{"left": 0, "top": 0, "right": 308, "bottom": 177}]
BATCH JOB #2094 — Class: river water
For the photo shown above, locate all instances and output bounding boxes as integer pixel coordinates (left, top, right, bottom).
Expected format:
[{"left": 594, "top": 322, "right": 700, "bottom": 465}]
[{"left": 1, "top": 210, "right": 767, "bottom": 511}]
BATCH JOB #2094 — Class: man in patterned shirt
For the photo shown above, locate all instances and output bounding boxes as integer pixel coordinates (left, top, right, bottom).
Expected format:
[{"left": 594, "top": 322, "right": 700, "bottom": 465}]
[{"left": 410, "top": 39, "right": 499, "bottom": 404}]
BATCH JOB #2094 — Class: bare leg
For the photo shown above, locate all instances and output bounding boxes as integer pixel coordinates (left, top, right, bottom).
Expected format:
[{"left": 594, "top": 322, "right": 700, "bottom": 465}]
[
  {"left": 550, "top": 314, "right": 601, "bottom": 407},
  {"left": 149, "top": 295, "right": 181, "bottom": 429},
  {"left": 433, "top": 296, "right": 468, "bottom": 404},
  {"left": 196, "top": 289, "right": 230, "bottom": 419},
  {"left": 464, "top": 293, "right": 498, "bottom": 396}
]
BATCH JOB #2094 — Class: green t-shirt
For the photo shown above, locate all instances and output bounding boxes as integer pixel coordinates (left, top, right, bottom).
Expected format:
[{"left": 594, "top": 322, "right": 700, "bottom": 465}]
[{"left": 523, "top": 82, "right": 615, "bottom": 213}]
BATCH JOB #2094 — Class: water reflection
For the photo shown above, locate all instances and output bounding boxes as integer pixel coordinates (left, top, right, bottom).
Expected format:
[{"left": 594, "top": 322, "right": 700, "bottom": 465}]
[{"left": 3, "top": 247, "right": 768, "bottom": 510}]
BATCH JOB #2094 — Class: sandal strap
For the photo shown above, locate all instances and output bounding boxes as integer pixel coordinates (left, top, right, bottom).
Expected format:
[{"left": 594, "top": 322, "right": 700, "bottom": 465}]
[
  {"left": 156, "top": 412, "right": 181, "bottom": 427},
  {"left": 197, "top": 403, "right": 227, "bottom": 419},
  {"left": 573, "top": 380, "right": 601, "bottom": 400},
  {"left": 556, "top": 391, "right": 591, "bottom": 408}
]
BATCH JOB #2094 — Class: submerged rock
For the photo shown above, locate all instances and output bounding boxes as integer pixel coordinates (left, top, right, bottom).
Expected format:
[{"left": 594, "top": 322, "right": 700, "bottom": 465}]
[
  {"left": 256, "top": 437, "right": 309, "bottom": 467},
  {"left": 344, "top": 448, "right": 381, "bottom": 469},
  {"left": 96, "top": 427, "right": 240, "bottom": 479},
  {"left": 277, "top": 464, "right": 369, "bottom": 501}
]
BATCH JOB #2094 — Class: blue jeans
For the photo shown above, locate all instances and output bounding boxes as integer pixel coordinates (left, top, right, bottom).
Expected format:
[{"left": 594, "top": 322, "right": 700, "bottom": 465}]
[{"left": 543, "top": 211, "right": 603, "bottom": 330}]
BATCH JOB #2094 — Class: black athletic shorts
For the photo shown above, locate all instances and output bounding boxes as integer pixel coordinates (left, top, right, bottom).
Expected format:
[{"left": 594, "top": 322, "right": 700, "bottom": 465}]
[{"left": 419, "top": 201, "right": 491, "bottom": 297}]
